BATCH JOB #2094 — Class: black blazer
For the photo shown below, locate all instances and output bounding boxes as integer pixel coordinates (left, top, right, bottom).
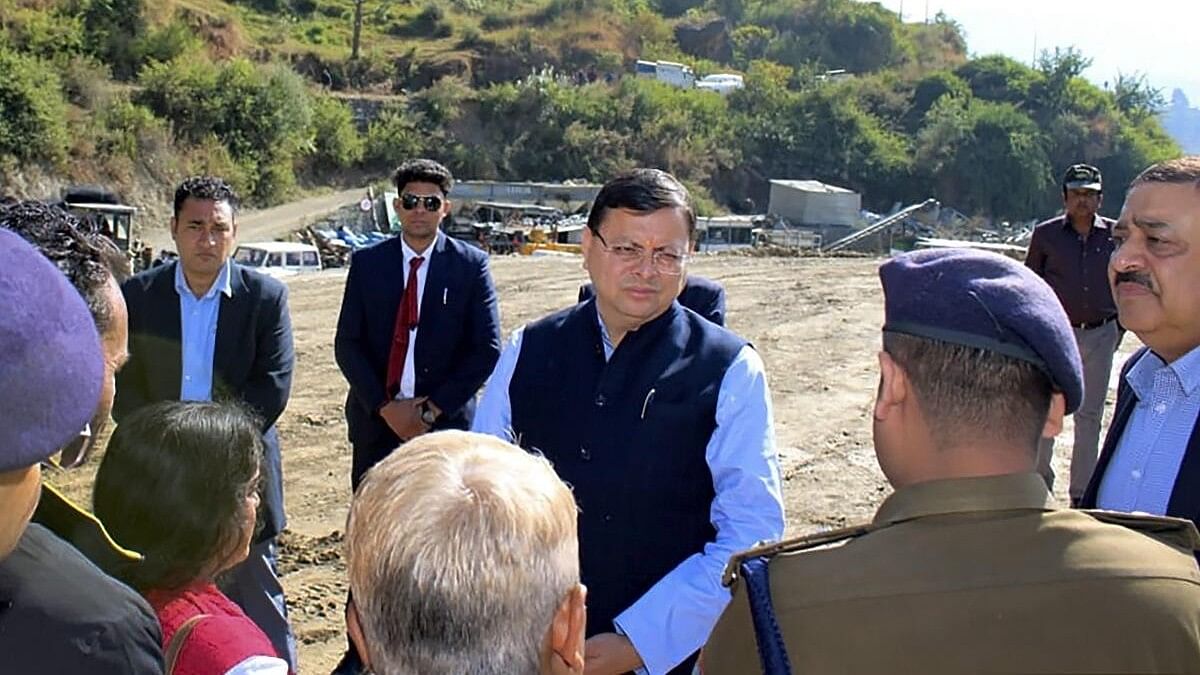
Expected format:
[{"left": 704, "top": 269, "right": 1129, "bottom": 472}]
[
  {"left": 578, "top": 275, "right": 727, "bottom": 326},
  {"left": 114, "top": 261, "right": 294, "bottom": 541},
  {"left": 335, "top": 232, "right": 501, "bottom": 448},
  {"left": 1080, "top": 347, "right": 1200, "bottom": 529}
]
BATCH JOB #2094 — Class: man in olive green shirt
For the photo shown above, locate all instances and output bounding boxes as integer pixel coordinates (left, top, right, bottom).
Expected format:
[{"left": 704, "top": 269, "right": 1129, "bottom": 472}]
[{"left": 704, "top": 249, "right": 1200, "bottom": 674}]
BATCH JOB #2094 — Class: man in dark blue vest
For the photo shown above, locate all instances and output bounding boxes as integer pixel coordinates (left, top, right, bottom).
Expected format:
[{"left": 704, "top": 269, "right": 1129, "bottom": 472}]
[{"left": 473, "top": 169, "right": 784, "bottom": 675}]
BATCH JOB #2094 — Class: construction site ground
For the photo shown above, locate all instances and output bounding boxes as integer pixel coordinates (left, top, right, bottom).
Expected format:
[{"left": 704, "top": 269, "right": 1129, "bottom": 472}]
[{"left": 55, "top": 253, "right": 1141, "bottom": 672}]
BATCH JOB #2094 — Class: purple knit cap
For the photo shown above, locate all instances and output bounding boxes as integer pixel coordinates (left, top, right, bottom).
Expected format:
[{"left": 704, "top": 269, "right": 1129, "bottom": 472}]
[
  {"left": 880, "top": 248, "right": 1084, "bottom": 413},
  {"left": 0, "top": 228, "right": 103, "bottom": 471}
]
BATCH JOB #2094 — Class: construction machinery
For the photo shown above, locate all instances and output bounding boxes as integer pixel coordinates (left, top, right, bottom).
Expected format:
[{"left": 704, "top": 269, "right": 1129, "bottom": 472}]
[{"left": 60, "top": 186, "right": 146, "bottom": 272}]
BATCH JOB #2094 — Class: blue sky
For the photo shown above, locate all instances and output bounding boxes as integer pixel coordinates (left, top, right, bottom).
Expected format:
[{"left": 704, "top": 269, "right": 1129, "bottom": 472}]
[{"left": 873, "top": 0, "right": 1200, "bottom": 108}]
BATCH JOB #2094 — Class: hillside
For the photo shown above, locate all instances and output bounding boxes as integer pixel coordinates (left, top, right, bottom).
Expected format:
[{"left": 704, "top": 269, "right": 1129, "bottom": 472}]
[{"left": 0, "top": 0, "right": 1181, "bottom": 221}]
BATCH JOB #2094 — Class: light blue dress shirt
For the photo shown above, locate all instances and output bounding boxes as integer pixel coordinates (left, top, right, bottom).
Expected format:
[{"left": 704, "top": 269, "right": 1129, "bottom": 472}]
[
  {"left": 472, "top": 313, "right": 785, "bottom": 675},
  {"left": 175, "top": 261, "right": 232, "bottom": 402},
  {"left": 1097, "top": 345, "right": 1200, "bottom": 515}
]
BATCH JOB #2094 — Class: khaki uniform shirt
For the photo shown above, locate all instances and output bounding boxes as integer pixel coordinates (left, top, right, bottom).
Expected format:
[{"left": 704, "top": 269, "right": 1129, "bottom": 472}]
[{"left": 704, "top": 473, "right": 1200, "bottom": 674}]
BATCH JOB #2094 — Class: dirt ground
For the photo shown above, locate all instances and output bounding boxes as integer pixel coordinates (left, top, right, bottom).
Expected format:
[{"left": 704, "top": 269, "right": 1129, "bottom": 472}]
[{"left": 56, "top": 253, "right": 1142, "bottom": 673}]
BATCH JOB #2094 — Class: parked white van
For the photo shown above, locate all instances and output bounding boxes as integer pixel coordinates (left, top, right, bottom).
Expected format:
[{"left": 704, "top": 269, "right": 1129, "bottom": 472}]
[{"left": 233, "top": 242, "right": 322, "bottom": 277}]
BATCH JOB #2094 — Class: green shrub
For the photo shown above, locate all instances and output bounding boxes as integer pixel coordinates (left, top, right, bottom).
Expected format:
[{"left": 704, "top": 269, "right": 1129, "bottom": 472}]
[
  {"left": 183, "top": 135, "right": 252, "bottom": 195},
  {"left": 95, "top": 96, "right": 170, "bottom": 160},
  {"left": 135, "top": 20, "right": 203, "bottom": 69},
  {"left": 6, "top": 8, "right": 86, "bottom": 64},
  {"left": 138, "top": 57, "right": 316, "bottom": 203},
  {"left": 61, "top": 57, "right": 114, "bottom": 109},
  {"left": 480, "top": 11, "right": 513, "bottom": 30},
  {"left": 83, "top": 0, "right": 145, "bottom": 79},
  {"left": 364, "top": 107, "right": 427, "bottom": 168},
  {"left": 309, "top": 95, "right": 364, "bottom": 170},
  {"left": 0, "top": 49, "right": 69, "bottom": 163},
  {"left": 137, "top": 56, "right": 222, "bottom": 142},
  {"left": 390, "top": 4, "right": 454, "bottom": 38}
]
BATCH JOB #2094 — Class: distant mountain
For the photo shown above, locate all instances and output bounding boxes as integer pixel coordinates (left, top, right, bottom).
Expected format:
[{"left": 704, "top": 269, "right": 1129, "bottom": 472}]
[{"left": 1162, "top": 89, "right": 1200, "bottom": 154}]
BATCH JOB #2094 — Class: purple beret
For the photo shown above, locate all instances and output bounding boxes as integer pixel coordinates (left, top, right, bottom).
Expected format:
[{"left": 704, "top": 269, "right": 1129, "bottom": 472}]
[
  {"left": 879, "top": 248, "right": 1084, "bottom": 413},
  {"left": 0, "top": 229, "right": 104, "bottom": 472}
]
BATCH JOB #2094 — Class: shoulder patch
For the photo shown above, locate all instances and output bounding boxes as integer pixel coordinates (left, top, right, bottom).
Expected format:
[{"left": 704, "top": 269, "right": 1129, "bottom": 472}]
[
  {"left": 1079, "top": 509, "right": 1200, "bottom": 552},
  {"left": 722, "top": 523, "right": 873, "bottom": 588}
]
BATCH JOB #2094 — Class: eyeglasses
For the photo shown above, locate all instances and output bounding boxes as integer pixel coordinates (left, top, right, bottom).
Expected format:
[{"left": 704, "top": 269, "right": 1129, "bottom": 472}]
[
  {"left": 400, "top": 193, "right": 444, "bottom": 212},
  {"left": 594, "top": 232, "right": 688, "bottom": 276}
]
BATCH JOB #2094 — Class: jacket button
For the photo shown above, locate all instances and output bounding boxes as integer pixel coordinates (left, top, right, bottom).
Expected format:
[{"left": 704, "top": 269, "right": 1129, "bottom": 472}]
[
  {"left": 603, "top": 514, "right": 613, "bottom": 523},
  {"left": 580, "top": 446, "right": 590, "bottom": 460},
  {"left": 594, "top": 394, "right": 606, "bottom": 407}
]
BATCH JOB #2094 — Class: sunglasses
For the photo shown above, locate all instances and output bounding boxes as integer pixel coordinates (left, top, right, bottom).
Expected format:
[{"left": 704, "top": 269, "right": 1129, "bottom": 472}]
[{"left": 400, "top": 193, "right": 444, "bottom": 212}]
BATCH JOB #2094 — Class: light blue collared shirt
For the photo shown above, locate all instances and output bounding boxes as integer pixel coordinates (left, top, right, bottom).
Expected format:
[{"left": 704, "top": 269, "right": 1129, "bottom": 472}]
[
  {"left": 472, "top": 312, "right": 785, "bottom": 675},
  {"left": 175, "top": 260, "right": 233, "bottom": 401},
  {"left": 1097, "top": 345, "right": 1200, "bottom": 514}
]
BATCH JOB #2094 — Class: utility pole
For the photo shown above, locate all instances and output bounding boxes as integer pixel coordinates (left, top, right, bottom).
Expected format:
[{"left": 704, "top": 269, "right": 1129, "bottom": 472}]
[{"left": 351, "top": 0, "right": 364, "bottom": 61}]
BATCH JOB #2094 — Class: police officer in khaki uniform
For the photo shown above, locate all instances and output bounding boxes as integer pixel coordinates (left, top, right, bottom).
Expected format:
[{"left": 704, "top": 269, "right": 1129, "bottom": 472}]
[{"left": 703, "top": 248, "right": 1200, "bottom": 674}]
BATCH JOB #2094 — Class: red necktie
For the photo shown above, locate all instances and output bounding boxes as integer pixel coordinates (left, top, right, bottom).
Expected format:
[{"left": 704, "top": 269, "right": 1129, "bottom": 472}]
[{"left": 386, "top": 256, "right": 424, "bottom": 398}]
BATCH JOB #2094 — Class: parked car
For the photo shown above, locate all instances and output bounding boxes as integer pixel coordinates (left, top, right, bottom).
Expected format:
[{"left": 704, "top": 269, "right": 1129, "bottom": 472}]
[{"left": 233, "top": 241, "right": 323, "bottom": 277}]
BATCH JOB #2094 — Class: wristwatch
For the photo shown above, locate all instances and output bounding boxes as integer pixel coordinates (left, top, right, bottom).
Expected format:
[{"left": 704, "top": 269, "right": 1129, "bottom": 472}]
[{"left": 420, "top": 401, "right": 438, "bottom": 425}]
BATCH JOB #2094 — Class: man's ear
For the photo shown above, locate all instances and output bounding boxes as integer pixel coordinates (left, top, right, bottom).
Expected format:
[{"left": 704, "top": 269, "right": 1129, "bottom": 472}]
[
  {"left": 543, "top": 584, "right": 587, "bottom": 673},
  {"left": 347, "top": 597, "right": 371, "bottom": 672},
  {"left": 1041, "top": 392, "right": 1066, "bottom": 440},
  {"left": 874, "top": 350, "right": 908, "bottom": 421}
]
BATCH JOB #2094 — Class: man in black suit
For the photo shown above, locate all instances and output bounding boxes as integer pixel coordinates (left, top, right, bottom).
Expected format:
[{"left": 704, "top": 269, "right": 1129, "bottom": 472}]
[
  {"left": 1080, "top": 157, "right": 1200, "bottom": 529},
  {"left": 114, "top": 176, "right": 296, "bottom": 669},
  {"left": 335, "top": 158, "right": 501, "bottom": 487},
  {"left": 578, "top": 274, "right": 726, "bottom": 326},
  {"left": 333, "top": 158, "right": 501, "bottom": 674}
]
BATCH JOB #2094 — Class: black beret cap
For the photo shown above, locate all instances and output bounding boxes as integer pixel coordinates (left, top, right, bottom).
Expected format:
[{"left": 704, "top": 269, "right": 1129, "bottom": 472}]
[{"left": 879, "top": 248, "right": 1084, "bottom": 413}]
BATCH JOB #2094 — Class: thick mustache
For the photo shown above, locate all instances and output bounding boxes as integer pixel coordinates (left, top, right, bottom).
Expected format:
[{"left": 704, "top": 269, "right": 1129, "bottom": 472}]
[{"left": 1115, "top": 271, "right": 1153, "bottom": 290}]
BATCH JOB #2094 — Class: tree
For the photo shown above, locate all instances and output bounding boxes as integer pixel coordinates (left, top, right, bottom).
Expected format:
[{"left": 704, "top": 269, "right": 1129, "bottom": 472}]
[
  {"left": 351, "top": 0, "right": 365, "bottom": 61},
  {"left": 1031, "top": 46, "right": 1092, "bottom": 120},
  {"left": 904, "top": 70, "right": 969, "bottom": 132},
  {"left": 1113, "top": 72, "right": 1166, "bottom": 123},
  {"left": 955, "top": 55, "right": 1041, "bottom": 105},
  {"left": 917, "top": 97, "right": 1049, "bottom": 219}
]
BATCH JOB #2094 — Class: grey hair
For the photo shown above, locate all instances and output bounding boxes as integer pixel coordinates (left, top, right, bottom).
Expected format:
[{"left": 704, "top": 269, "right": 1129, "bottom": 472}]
[{"left": 345, "top": 431, "right": 579, "bottom": 675}]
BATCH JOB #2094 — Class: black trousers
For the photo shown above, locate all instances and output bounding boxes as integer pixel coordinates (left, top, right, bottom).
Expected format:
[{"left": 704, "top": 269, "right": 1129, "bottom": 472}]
[{"left": 350, "top": 438, "right": 401, "bottom": 491}]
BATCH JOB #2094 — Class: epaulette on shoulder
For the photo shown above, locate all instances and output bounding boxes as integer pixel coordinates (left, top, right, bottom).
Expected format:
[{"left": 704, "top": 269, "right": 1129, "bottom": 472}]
[
  {"left": 34, "top": 482, "right": 143, "bottom": 573},
  {"left": 722, "top": 523, "right": 873, "bottom": 588},
  {"left": 1079, "top": 509, "right": 1200, "bottom": 552}
]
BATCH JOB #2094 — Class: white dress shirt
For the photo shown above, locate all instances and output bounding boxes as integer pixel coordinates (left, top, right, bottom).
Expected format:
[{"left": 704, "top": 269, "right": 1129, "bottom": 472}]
[{"left": 396, "top": 235, "right": 435, "bottom": 400}]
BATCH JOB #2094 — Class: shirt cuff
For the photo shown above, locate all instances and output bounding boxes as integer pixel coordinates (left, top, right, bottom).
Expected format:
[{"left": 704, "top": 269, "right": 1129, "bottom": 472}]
[{"left": 612, "top": 619, "right": 651, "bottom": 675}]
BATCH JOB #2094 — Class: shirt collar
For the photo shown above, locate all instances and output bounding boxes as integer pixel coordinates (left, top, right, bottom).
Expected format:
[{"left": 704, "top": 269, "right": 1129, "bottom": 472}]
[
  {"left": 1129, "top": 344, "right": 1200, "bottom": 398},
  {"left": 401, "top": 233, "right": 438, "bottom": 263},
  {"left": 1176, "top": 344, "right": 1200, "bottom": 395},
  {"left": 872, "top": 473, "right": 1053, "bottom": 527},
  {"left": 173, "top": 259, "right": 232, "bottom": 300},
  {"left": 1060, "top": 214, "right": 1108, "bottom": 232}
]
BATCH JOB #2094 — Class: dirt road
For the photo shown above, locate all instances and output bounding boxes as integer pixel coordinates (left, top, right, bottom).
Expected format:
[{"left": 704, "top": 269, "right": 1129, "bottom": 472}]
[{"left": 57, "top": 253, "right": 1140, "bottom": 672}]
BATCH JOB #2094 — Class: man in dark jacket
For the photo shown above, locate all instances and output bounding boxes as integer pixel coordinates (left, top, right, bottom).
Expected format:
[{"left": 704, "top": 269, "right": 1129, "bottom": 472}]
[{"left": 114, "top": 177, "right": 297, "bottom": 668}]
